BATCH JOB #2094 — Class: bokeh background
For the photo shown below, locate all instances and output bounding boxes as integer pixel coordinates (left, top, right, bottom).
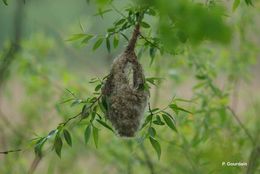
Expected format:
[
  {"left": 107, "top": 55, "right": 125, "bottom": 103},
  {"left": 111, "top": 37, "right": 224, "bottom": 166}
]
[{"left": 0, "top": 0, "right": 260, "bottom": 174}]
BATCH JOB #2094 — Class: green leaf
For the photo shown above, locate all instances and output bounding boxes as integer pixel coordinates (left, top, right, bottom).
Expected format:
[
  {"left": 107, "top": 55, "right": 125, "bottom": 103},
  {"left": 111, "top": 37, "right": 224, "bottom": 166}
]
[
  {"left": 143, "top": 82, "right": 151, "bottom": 91},
  {"left": 63, "top": 129, "right": 72, "bottom": 147},
  {"left": 149, "top": 136, "right": 161, "bottom": 160},
  {"left": 195, "top": 74, "right": 207, "bottom": 80},
  {"left": 71, "top": 99, "right": 82, "bottom": 107},
  {"left": 146, "top": 8, "right": 156, "bottom": 16},
  {"left": 54, "top": 134, "right": 63, "bottom": 158},
  {"left": 34, "top": 137, "right": 47, "bottom": 157},
  {"left": 98, "top": 99, "right": 107, "bottom": 114},
  {"left": 65, "top": 88, "right": 76, "bottom": 98},
  {"left": 153, "top": 115, "right": 165, "bottom": 125},
  {"left": 146, "top": 77, "right": 162, "bottom": 86},
  {"left": 81, "top": 35, "right": 94, "bottom": 44},
  {"left": 148, "top": 127, "right": 156, "bottom": 138},
  {"left": 106, "top": 37, "right": 111, "bottom": 53},
  {"left": 141, "top": 114, "right": 153, "bottom": 128},
  {"left": 121, "top": 22, "right": 129, "bottom": 30},
  {"left": 245, "top": 0, "right": 253, "bottom": 6},
  {"left": 115, "top": 19, "right": 126, "bottom": 26},
  {"left": 59, "top": 98, "right": 74, "bottom": 105},
  {"left": 66, "top": 34, "right": 86, "bottom": 41},
  {"left": 95, "top": 84, "right": 102, "bottom": 91},
  {"left": 140, "top": 22, "right": 150, "bottom": 28},
  {"left": 3, "top": 0, "right": 8, "bottom": 5},
  {"left": 107, "top": 27, "right": 115, "bottom": 32},
  {"left": 89, "top": 77, "right": 99, "bottom": 83},
  {"left": 157, "top": 0, "right": 232, "bottom": 44},
  {"left": 90, "top": 110, "right": 96, "bottom": 122},
  {"left": 92, "top": 38, "right": 104, "bottom": 51},
  {"left": 101, "top": 96, "right": 108, "bottom": 110},
  {"left": 162, "top": 114, "right": 178, "bottom": 132},
  {"left": 113, "top": 34, "right": 119, "bottom": 48},
  {"left": 149, "top": 47, "right": 156, "bottom": 66},
  {"left": 232, "top": 0, "right": 240, "bottom": 11},
  {"left": 81, "top": 104, "right": 90, "bottom": 118},
  {"left": 169, "top": 104, "right": 192, "bottom": 114},
  {"left": 92, "top": 126, "right": 99, "bottom": 148},
  {"left": 96, "top": 119, "right": 114, "bottom": 133},
  {"left": 161, "top": 111, "right": 174, "bottom": 120},
  {"left": 84, "top": 125, "right": 91, "bottom": 144}
]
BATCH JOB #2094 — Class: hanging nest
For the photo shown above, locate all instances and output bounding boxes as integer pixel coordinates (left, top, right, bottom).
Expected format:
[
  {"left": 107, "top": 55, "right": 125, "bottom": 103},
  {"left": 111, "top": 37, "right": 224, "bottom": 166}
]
[{"left": 102, "top": 24, "right": 149, "bottom": 137}]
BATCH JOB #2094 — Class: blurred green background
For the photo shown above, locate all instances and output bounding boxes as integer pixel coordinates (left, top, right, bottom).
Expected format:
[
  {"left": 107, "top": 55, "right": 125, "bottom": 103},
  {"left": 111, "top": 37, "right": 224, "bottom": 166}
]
[{"left": 0, "top": 0, "right": 260, "bottom": 174}]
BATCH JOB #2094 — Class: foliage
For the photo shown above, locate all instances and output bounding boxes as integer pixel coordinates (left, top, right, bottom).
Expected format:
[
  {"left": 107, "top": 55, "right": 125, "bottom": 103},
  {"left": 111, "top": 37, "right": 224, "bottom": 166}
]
[{"left": 0, "top": 0, "right": 259, "bottom": 174}]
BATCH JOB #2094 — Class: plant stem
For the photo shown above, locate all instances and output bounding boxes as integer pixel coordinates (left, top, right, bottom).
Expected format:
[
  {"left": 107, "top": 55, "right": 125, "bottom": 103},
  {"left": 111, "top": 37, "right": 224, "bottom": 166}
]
[
  {"left": 139, "top": 33, "right": 161, "bottom": 51},
  {"left": 227, "top": 106, "right": 255, "bottom": 145},
  {"left": 28, "top": 155, "right": 42, "bottom": 174},
  {"left": 125, "top": 24, "right": 140, "bottom": 53},
  {"left": 61, "top": 95, "right": 102, "bottom": 127},
  {"left": 0, "top": 148, "right": 22, "bottom": 154}
]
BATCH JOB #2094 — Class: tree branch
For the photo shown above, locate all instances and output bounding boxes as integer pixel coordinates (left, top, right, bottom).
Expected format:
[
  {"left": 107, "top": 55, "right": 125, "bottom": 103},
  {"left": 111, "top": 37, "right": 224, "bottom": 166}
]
[{"left": 125, "top": 24, "right": 140, "bottom": 53}]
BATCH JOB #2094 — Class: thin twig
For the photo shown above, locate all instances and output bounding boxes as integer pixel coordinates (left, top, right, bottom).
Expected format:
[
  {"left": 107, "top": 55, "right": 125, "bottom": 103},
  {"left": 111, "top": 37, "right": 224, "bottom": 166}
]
[
  {"left": 227, "top": 106, "right": 255, "bottom": 145},
  {"left": 139, "top": 33, "right": 161, "bottom": 51},
  {"left": 61, "top": 94, "right": 102, "bottom": 127},
  {"left": 246, "top": 145, "right": 260, "bottom": 174},
  {"left": 0, "top": 94, "right": 102, "bottom": 155},
  {"left": 110, "top": 3, "right": 127, "bottom": 18},
  {"left": 148, "top": 102, "right": 153, "bottom": 115},
  {"left": 245, "top": 99, "right": 260, "bottom": 174},
  {"left": 28, "top": 155, "right": 42, "bottom": 174},
  {"left": 0, "top": 148, "right": 22, "bottom": 154},
  {"left": 120, "top": 32, "right": 129, "bottom": 41}
]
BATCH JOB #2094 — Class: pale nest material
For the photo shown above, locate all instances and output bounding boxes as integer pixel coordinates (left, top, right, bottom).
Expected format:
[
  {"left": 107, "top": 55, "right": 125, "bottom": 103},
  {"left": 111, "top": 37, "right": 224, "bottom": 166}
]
[{"left": 102, "top": 47, "right": 148, "bottom": 137}]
